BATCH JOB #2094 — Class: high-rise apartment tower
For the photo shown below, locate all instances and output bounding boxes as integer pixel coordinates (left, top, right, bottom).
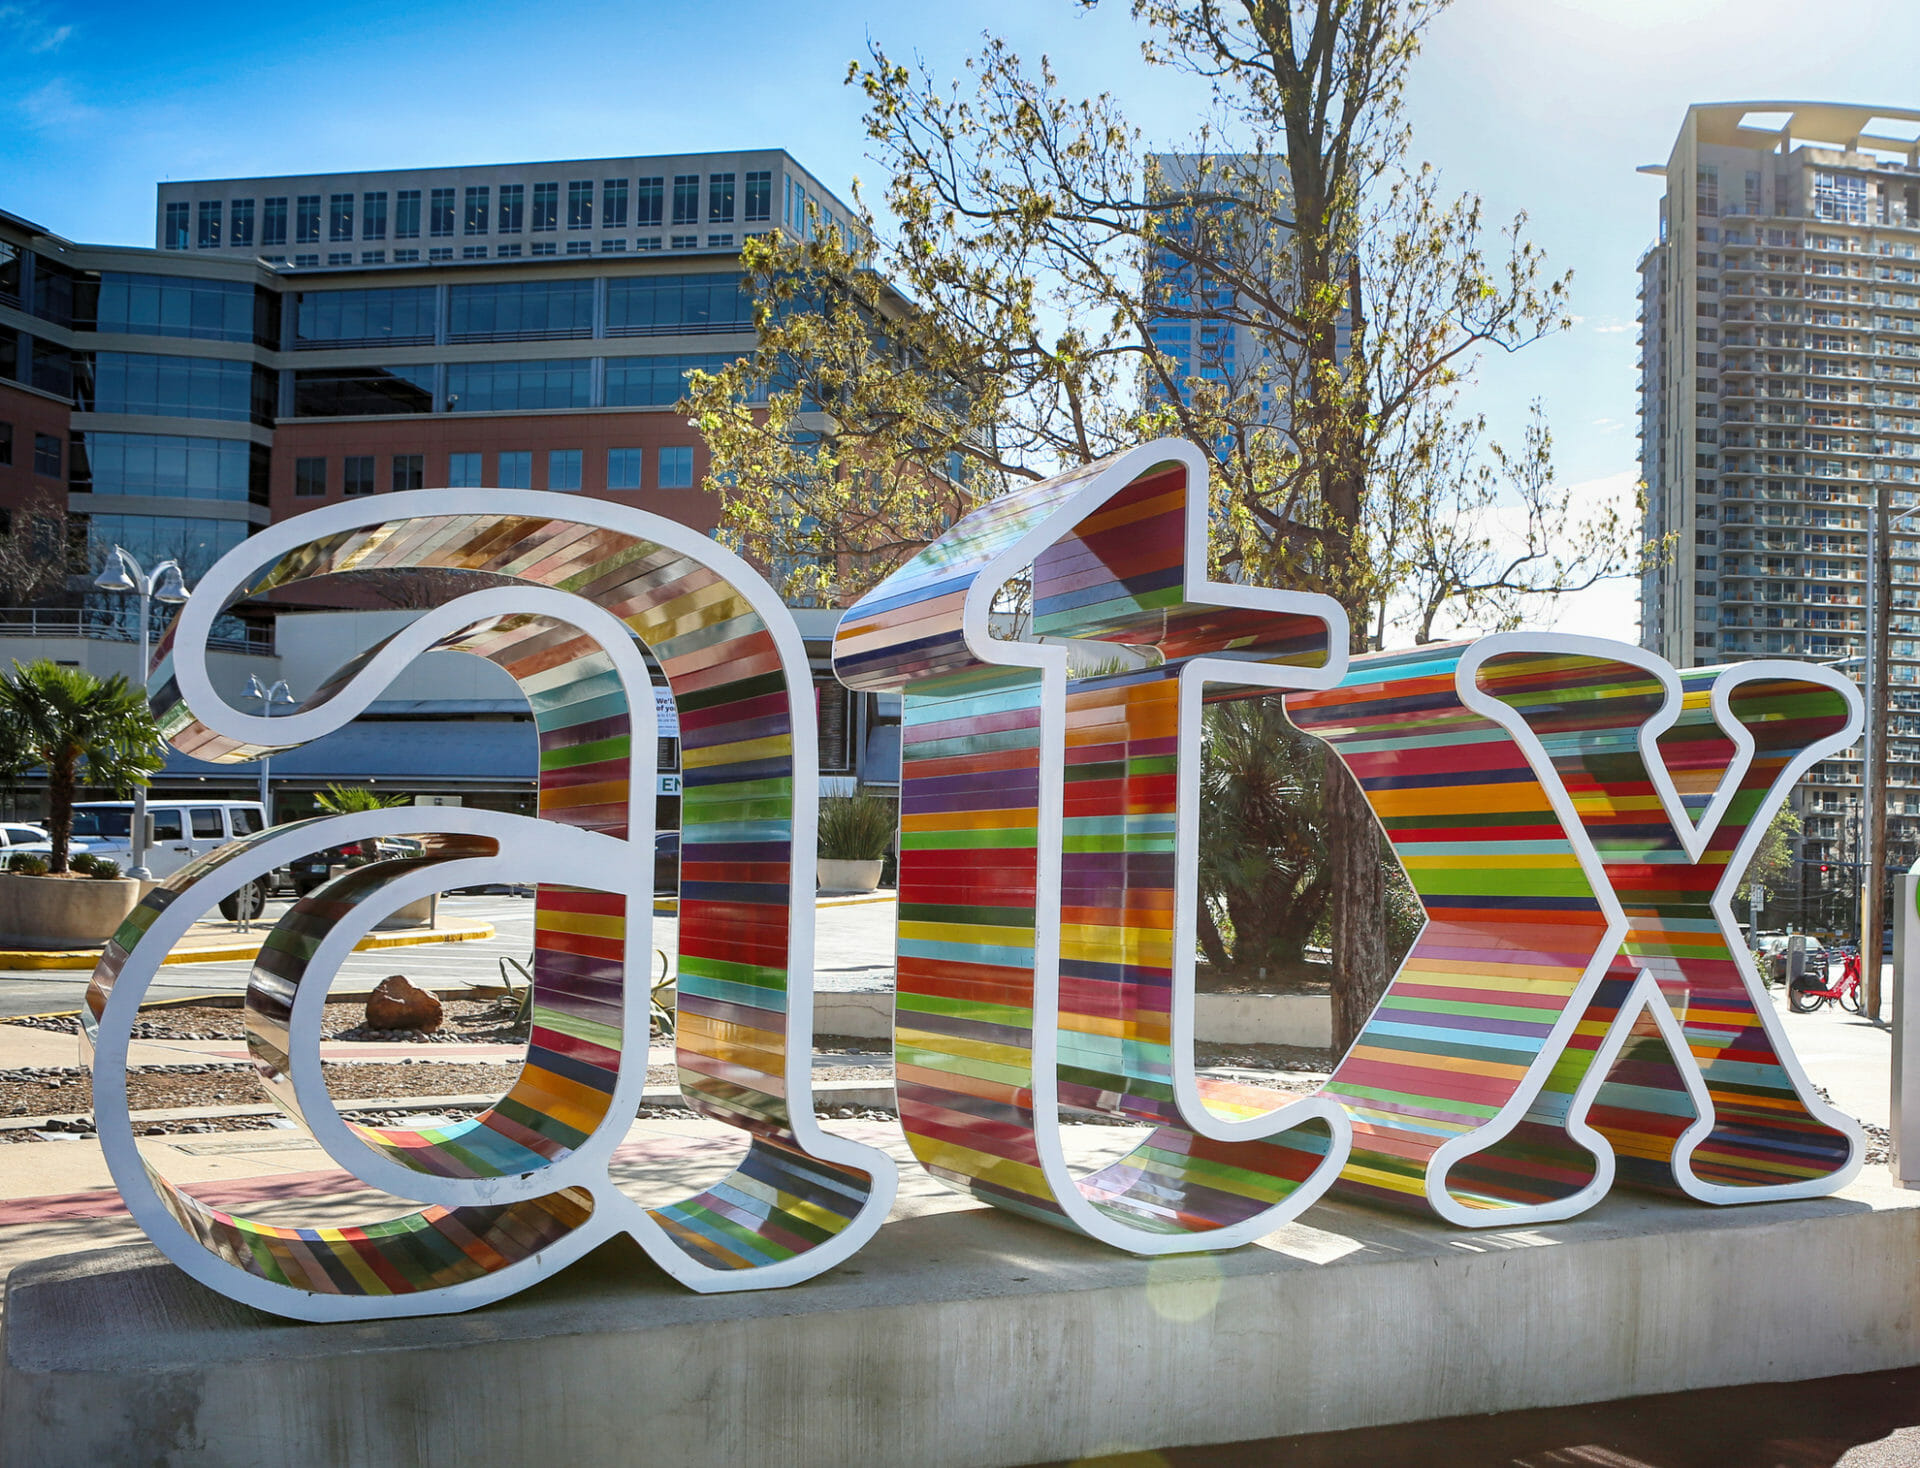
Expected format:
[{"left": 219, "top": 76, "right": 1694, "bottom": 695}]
[{"left": 1639, "top": 102, "right": 1920, "bottom": 920}]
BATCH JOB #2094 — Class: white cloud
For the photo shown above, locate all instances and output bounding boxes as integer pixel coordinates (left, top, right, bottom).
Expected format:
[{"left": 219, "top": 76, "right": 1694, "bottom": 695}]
[
  {"left": 1379, "top": 469, "right": 1644, "bottom": 646},
  {"left": 1539, "top": 470, "right": 1644, "bottom": 638},
  {"left": 16, "top": 76, "right": 94, "bottom": 129},
  {"left": 0, "top": 3, "right": 73, "bottom": 55}
]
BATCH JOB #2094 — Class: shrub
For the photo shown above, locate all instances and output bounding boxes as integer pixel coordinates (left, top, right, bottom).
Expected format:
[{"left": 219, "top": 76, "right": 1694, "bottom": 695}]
[
  {"left": 315, "top": 783, "right": 411, "bottom": 814},
  {"left": 7, "top": 853, "right": 48, "bottom": 875},
  {"left": 67, "top": 852, "right": 98, "bottom": 875},
  {"left": 817, "top": 793, "right": 897, "bottom": 862},
  {"left": 85, "top": 857, "right": 121, "bottom": 880}
]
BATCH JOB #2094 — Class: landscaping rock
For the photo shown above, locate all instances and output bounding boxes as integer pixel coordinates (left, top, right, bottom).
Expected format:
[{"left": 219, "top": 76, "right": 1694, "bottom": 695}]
[{"left": 364, "top": 975, "right": 443, "bottom": 1032}]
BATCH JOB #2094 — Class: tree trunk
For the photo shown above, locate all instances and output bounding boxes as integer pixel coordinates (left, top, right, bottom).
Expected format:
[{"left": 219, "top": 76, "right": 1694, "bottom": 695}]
[
  {"left": 47, "top": 751, "right": 75, "bottom": 875},
  {"left": 1326, "top": 757, "right": 1387, "bottom": 1056},
  {"left": 1196, "top": 902, "right": 1231, "bottom": 971}
]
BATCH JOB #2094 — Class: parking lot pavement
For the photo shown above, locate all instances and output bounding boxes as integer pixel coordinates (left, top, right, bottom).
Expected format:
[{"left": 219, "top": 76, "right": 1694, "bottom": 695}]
[{"left": 0, "top": 893, "right": 541, "bottom": 1017}]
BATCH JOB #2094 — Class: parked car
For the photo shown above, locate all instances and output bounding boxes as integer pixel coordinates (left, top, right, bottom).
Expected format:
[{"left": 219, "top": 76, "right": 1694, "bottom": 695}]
[
  {"left": 51, "top": 800, "right": 268, "bottom": 880},
  {"left": 288, "top": 837, "right": 415, "bottom": 897},
  {"left": 37, "top": 800, "right": 288, "bottom": 919},
  {"left": 0, "top": 822, "right": 89, "bottom": 858}
]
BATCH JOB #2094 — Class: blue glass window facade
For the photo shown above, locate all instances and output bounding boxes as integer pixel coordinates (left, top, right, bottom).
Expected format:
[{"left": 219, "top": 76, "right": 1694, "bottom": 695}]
[
  {"left": 84, "top": 513, "right": 250, "bottom": 581},
  {"left": 292, "top": 364, "right": 436, "bottom": 417},
  {"left": 607, "top": 447, "right": 642, "bottom": 490},
  {"left": 605, "top": 273, "right": 751, "bottom": 336},
  {"left": 548, "top": 448, "right": 582, "bottom": 490},
  {"left": 497, "top": 451, "right": 532, "bottom": 488},
  {"left": 295, "top": 287, "right": 437, "bottom": 348},
  {"left": 95, "top": 273, "right": 275, "bottom": 346},
  {"left": 658, "top": 444, "right": 695, "bottom": 488},
  {"left": 71, "top": 432, "right": 268, "bottom": 505},
  {"left": 448, "top": 280, "right": 593, "bottom": 341},
  {"left": 84, "top": 353, "right": 275, "bottom": 425},
  {"left": 603, "top": 353, "right": 744, "bottom": 406},
  {"left": 446, "top": 359, "right": 589, "bottom": 412}
]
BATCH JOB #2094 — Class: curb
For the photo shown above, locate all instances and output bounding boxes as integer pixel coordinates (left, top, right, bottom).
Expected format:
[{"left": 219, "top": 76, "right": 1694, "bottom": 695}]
[
  {"left": 4, "top": 980, "right": 525, "bottom": 1022},
  {"left": 0, "top": 922, "right": 496, "bottom": 973}
]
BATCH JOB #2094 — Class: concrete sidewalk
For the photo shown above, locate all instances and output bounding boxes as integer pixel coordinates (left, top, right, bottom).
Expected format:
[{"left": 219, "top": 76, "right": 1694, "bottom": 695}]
[{"left": 0, "top": 915, "right": 495, "bottom": 971}]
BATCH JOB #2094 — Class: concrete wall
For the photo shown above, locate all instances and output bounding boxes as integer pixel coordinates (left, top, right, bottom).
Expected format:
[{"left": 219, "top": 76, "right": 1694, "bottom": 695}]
[
  {"left": 9, "top": 1179, "right": 1920, "bottom": 1466},
  {"left": 273, "top": 610, "right": 522, "bottom": 703},
  {"left": 1197, "top": 993, "right": 1331, "bottom": 1049},
  {"left": 0, "top": 633, "right": 274, "bottom": 704}
]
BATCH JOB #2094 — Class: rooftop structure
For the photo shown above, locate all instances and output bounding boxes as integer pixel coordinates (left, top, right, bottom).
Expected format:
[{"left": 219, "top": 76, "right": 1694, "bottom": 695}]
[{"left": 154, "top": 150, "right": 850, "bottom": 272}]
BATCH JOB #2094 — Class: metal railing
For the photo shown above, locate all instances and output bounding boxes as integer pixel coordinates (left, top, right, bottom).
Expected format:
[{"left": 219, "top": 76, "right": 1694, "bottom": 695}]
[{"left": 0, "top": 607, "right": 272, "bottom": 655}]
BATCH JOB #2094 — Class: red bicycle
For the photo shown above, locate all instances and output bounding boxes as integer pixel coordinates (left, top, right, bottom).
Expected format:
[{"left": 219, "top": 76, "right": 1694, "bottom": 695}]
[{"left": 1789, "top": 951, "right": 1864, "bottom": 1014}]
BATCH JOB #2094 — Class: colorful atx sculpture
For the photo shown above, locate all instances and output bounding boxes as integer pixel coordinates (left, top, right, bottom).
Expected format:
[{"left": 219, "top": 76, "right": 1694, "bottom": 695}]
[
  {"left": 83, "top": 440, "right": 1862, "bottom": 1320},
  {"left": 85, "top": 496, "right": 896, "bottom": 1320}
]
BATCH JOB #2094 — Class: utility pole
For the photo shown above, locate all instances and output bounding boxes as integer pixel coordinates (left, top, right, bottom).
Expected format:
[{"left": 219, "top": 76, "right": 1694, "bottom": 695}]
[{"left": 1865, "top": 484, "right": 1894, "bottom": 1020}]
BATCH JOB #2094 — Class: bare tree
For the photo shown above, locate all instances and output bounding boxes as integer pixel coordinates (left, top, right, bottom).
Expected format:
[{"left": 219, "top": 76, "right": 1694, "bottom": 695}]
[
  {"left": 692, "top": 1, "right": 1642, "bottom": 1049},
  {"left": 0, "top": 500, "right": 72, "bottom": 608}
]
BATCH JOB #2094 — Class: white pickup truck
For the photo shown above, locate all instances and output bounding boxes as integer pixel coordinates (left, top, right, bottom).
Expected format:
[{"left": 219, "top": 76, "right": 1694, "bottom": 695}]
[{"left": 59, "top": 800, "right": 270, "bottom": 881}]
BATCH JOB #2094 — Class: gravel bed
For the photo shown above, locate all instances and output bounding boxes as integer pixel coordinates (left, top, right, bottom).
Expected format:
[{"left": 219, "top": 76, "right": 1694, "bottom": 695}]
[
  {"left": 0, "top": 1060, "right": 527, "bottom": 1128},
  {"left": 1195, "top": 1042, "right": 1334, "bottom": 1074},
  {"left": 5, "top": 998, "right": 528, "bottom": 1046}
]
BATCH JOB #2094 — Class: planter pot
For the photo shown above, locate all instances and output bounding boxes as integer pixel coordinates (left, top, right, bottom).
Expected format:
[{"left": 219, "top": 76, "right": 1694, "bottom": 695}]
[
  {"left": 374, "top": 894, "right": 438, "bottom": 932},
  {"left": 817, "top": 858, "right": 884, "bottom": 894},
  {"left": 0, "top": 872, "right": 144, "bottom": 950}
]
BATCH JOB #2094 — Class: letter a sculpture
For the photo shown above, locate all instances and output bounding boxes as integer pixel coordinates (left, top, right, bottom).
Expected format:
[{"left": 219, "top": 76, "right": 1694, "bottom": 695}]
[
  {"left": 84, "top": 441, "right": 1863, "bottom": 1319},
  {"left": 85, "top": 495, "right": 896, "bottom": 1320}
]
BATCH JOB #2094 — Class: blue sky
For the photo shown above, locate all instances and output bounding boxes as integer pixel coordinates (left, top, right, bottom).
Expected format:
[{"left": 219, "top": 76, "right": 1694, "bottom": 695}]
[{"left": 7, "top": 0, "right": 1920, "bottom": 632}]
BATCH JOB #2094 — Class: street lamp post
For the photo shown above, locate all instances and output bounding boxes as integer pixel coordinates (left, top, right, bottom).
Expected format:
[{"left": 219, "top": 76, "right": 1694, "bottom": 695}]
[
  {"left": 245, "top": 676, "right": 297, "bottom": 819},
  {"left": 92, "top": 548, "right": 190, "bottom": 881}
]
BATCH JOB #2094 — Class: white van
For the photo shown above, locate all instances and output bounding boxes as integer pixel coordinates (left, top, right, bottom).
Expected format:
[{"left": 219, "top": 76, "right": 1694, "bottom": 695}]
[{"left": 63, "top": 801, "right": 269, "bottom": 881}]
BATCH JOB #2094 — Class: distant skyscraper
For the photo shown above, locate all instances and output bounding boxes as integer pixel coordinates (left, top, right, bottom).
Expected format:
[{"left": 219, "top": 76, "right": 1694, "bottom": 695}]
[
  {"left": 1638, "top": 102, "right": 1920, "bottom": 914},
  {"left": 1143, "top": 153, "right": 1295, "bottom": 425}
]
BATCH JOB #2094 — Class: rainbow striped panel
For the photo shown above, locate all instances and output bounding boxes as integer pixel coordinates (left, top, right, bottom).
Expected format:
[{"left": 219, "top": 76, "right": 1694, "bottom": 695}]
[
  {"left": 95, "top": 505, "right": 889, "bottom": 1304},
  {"left": 1285, "top": 639, "right": 1863, "bottom": 1221},
  {"left": 839, "top": 442, "right": 1354, "bottom": 1249},
  {"left": 1478, "top": 655, "right": 1856, "bottom": 1195}
]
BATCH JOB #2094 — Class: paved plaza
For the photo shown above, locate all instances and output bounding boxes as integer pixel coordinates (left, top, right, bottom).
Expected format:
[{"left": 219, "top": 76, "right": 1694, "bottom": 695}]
[{"left": 0, "top": 904, "right": 1912, "bottom": 1464}]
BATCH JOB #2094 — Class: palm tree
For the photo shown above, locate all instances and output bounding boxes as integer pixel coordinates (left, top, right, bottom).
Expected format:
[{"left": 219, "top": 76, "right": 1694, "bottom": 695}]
[
  {"left": 0, "top": 660, "right": 162, "bottom": 874},
  {"left": 1197, "top": 697, "right": 1427, "bottom": 987},
  {"left": 313, "top": 783, "right": 411, "bottom": 814},
  {"left": 1197, "top": 697, "right": 1332, "bottom": 977}
]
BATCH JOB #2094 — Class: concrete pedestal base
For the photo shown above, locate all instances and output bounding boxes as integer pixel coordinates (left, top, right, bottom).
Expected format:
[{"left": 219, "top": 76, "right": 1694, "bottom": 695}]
[{"left": 7, "top": 1178, "right": 1920, "bottom": 1467}]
